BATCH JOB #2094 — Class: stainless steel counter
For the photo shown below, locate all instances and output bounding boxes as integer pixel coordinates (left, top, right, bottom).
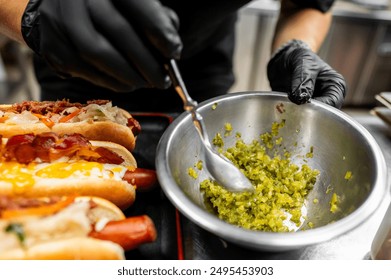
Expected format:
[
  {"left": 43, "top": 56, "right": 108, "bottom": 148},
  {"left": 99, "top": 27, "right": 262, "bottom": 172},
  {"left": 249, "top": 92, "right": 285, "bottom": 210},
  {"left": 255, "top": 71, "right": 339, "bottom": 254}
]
[{"left": 181, "top": 109, "right": 391, "bottom": 259}]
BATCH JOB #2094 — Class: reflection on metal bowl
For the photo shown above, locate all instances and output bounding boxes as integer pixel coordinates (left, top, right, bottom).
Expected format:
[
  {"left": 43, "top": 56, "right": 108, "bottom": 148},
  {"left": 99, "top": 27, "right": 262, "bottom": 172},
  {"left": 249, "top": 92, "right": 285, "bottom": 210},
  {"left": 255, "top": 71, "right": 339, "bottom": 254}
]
[{"left": 156, "top": 92, "right": 388, "bottom": 252}]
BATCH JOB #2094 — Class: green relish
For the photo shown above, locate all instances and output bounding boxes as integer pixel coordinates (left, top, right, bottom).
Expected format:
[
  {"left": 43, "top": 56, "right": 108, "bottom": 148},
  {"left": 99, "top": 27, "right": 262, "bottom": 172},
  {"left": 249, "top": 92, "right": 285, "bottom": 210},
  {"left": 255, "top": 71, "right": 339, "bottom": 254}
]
[{"left": 199, "top": 120, "right": 320, "bottom": 232}]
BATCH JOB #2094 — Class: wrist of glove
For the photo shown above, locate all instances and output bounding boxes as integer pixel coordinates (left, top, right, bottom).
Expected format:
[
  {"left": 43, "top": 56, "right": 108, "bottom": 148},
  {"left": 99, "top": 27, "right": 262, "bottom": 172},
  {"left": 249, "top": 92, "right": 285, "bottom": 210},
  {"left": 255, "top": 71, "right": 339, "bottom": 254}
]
[
  {"left": 267, "top": 39, "right": 347, "bottom": 109},
  {"left": 21, "top": 0, "right": 183, "bottom": 92}
]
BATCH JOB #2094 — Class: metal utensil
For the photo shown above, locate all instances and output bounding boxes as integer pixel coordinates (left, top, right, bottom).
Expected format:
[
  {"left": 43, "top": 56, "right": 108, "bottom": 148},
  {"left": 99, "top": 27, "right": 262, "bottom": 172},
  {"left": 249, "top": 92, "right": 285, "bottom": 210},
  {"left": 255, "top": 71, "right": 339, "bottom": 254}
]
[{"left": 165, "top": 59, "right": 254, "bottom": 192}]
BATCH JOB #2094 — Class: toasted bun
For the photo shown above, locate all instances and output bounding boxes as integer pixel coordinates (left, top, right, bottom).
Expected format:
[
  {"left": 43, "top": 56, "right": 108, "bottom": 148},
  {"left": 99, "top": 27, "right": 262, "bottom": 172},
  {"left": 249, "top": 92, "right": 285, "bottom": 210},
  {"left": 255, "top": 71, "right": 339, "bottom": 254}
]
[
  {"left": 0, "top": 178, "right": 136, "bottom": 210},
  {"left": 0, "top": 237, "right": 125, "bottom": 260},
  {"left": 0, "top": 196, "right": 127, "bottom": 259},
  {"left": 52, "top": 122, "right": 136, "bottom": 151},
  {"left": 0, "top": 122, "right": 136, "bottom": 151},
  {"left": 0, "top": 104, "right": 12, "bottom": 111},
  {"left": 75, "top": 196, "right": 126, "bottom": 220},
  {"left": 0, "top": 104, "right": 137, "bottom": 151}
]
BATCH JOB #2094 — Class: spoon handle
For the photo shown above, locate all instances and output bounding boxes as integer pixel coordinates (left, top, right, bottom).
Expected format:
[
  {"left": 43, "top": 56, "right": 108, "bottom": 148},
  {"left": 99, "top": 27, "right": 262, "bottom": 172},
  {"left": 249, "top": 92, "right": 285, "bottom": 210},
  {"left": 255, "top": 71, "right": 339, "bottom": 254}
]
[
  {"left": 165, "top": 60, "right": 212, "bottom": 148},
  {"left": 165, "top": 59, "right": 198, "bottom": 111}
]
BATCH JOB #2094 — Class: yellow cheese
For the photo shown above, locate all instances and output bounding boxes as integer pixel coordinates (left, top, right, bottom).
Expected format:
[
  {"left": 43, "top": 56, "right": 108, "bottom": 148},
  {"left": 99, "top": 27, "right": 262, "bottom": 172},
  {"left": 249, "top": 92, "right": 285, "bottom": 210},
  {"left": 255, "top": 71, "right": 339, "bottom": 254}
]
[
  {"left": 0, "top": 162, "right": 35, "bottom": 193},
  {"left": 0, "top": 162, "right": 129, "bottom": 192}
]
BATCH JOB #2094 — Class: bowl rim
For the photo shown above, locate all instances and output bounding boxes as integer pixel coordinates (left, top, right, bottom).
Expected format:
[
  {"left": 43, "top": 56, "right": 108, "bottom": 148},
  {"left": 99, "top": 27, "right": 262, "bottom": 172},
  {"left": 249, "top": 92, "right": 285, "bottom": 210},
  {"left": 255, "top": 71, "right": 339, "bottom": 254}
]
[{"left": 156, "top": 91, "right": 388, "bottom": 251}]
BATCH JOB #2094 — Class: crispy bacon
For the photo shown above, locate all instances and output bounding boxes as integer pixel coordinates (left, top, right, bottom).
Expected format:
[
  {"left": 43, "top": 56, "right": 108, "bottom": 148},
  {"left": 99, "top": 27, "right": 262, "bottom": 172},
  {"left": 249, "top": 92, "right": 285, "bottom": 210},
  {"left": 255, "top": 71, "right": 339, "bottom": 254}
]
[
  {"left": 94, "top": 147, "right": 124, "bottom": 164},
  {"left": 1, "top": 133, "right": 124, "bottom": 164},
  {"left": 10, "top": 99, "right": 110, "bottom": 115},
  {"left": 3, "top": 134, "right": 35, "bottom": 162},
  {"left": 55, "top": 133, "right": 91, "bottom": 150},
  {"left": 32, "top": 132, "right": 60, "bottom": 162},
  {"left": 4, "top": 133, "right": 35, "bottom": 147},
  {"left": 12, "top": 144, "right": 36, "bottom": 164}
]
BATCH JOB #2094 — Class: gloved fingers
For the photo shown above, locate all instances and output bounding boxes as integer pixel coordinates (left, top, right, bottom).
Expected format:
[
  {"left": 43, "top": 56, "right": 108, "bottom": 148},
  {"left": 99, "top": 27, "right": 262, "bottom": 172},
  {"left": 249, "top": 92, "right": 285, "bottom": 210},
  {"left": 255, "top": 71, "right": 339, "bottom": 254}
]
[
  {"left": 267, "top": 54, "right": 291, "bottom": 93},
  {"left": 88, "top": 0, "right": 170, "bottom": 89},
  {"left": 50, "top": 0, "right": 148, "bottom": 90},
  {"left": 289, "top": 78, "right": 314, "bottom": 105},
  {"left": 267, "top": 40, "right": 347, "bottom": 108},
  {"left": 114, "top": 0, "right": 183, "bottom": 59},
  {"left": 312, "top": 69, "right": 347, "bottom": 109},
  {"left": 288, "top": 49, "right": 319, "bottom": 104},
  {"left": 65, "top": 59, "right": 141, "bottom": 92},
  {"left": 163, "top": 6, "right": 180, "bottom": 31},
  {"left": 42, "top": 37, "right": 139, "bottom": 92}
]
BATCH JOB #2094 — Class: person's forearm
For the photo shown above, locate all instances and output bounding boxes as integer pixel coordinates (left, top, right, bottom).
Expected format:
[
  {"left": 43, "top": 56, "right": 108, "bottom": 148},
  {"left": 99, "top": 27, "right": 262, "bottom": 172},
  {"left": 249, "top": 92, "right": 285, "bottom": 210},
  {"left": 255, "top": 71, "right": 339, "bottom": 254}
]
[
  {"left": 271, "top": 0, "right": 332, "bottom": 53},
  {"left": 0, "top": 0, "right": 30, "bottom": 44}
]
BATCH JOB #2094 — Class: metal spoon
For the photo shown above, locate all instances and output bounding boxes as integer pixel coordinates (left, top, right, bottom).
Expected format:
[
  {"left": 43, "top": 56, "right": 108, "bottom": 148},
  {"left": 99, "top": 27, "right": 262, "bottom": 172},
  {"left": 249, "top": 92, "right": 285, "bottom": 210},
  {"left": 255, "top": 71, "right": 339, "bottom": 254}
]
[{"left": 165, "top": 59, "right": 254, "bottom": 192}]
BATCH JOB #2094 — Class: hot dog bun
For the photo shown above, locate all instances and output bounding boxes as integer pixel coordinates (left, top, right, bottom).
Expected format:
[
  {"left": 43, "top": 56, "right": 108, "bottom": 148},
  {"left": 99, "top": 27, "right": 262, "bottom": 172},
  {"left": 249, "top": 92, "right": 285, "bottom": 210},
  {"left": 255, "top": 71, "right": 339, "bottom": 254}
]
[
  {"left": 0, "top": 177, "right": 135, "bottom": 211},
  {"left": 0, "top": 100, "right": 140, "bottom": 151},
  {"left": 0, "top": 237, "right": 125, "bottom": 260},
  {"left": 0, "top": 196, "right": 157, "bottom": 260},
  {"left": 0, "top": 133, "right": 140, "bottom": 209}
]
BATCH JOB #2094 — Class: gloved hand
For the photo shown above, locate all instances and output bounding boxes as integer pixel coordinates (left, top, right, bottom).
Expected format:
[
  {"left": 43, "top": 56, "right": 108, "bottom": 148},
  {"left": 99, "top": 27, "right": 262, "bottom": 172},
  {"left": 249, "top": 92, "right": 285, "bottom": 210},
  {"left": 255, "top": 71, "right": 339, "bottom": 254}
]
[
  {"left": 21, "top": 0, "right": 182, "bottom": 92},
  {"left": 267, "top": 39, "right": 346, "bottom": 109}
]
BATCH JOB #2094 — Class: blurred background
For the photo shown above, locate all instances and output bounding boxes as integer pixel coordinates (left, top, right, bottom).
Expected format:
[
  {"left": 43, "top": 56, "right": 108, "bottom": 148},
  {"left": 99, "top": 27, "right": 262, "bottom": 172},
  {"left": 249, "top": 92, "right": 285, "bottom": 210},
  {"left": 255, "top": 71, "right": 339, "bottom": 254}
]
[
  {"left": 0, "top": 0, "right": 391, "bottom": 108},
  {"left": 231, "top": 0, "right": 391, "bottom": 108}
]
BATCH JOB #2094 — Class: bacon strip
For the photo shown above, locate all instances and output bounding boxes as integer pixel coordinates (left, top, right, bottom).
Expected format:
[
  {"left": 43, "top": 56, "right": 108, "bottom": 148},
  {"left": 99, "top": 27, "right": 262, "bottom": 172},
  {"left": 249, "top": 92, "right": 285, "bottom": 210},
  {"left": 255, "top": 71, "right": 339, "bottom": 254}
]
[
  {"left": 2, "top": 133, "right": 124, "bottom": 164},
  {"left": 10, "top": 100, "right": 109, "bottom": 115}
]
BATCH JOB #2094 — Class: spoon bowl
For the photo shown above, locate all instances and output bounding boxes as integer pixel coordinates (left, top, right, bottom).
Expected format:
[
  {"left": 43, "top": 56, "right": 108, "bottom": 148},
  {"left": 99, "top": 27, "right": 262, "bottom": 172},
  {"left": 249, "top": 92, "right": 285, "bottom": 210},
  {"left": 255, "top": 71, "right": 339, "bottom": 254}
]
[{"left": 166, "top": 60, "right": 253, "bottom": 192}]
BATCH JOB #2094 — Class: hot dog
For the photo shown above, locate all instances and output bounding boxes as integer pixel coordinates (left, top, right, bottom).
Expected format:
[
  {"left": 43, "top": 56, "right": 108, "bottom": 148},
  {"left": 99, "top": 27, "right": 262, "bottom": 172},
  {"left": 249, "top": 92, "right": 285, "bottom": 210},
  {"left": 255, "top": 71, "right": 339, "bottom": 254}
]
[
  {"left": 0, "top": 132, "right": 158, "bottom": 209},
  {"left": 0, "top": 99, "right": 141, "bottom": 151},
  {"left": 0, "top": 196, "right": 157, "bottom": 260}
]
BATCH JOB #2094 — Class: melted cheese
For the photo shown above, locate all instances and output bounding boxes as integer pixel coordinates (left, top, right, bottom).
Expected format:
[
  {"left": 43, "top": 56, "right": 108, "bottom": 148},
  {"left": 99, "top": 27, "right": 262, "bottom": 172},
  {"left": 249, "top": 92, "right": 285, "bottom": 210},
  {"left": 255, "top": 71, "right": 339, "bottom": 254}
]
[{"left": 0, "top": 163, "right": 35, "bottom": 193}]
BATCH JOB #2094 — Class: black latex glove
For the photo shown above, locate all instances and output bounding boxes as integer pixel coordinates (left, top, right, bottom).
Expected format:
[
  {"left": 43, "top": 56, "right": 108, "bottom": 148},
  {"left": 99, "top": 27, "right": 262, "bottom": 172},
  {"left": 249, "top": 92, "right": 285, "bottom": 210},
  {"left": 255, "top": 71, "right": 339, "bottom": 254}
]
[
  {"left": 21, "top": 0, "right": 182, "bottom": 92},
  {"left": 267, "top": 39, "right": 346, "bottom": 109}
]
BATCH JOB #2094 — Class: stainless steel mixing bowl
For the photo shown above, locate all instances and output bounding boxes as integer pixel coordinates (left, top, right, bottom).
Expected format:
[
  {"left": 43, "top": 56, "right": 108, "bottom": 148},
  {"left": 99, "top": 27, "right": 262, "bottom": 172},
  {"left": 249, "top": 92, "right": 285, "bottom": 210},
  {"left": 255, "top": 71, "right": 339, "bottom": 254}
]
[{"left": 156, "top": 92, "right": 388, "bottom": 251}]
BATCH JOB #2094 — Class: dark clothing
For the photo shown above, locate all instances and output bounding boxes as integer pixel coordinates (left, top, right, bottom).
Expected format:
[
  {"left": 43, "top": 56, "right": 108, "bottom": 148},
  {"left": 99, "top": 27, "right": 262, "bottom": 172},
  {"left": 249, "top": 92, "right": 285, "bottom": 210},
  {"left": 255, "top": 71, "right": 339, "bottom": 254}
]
[{"left": 34, "top": 0, "right": 334, "bottom": 113}]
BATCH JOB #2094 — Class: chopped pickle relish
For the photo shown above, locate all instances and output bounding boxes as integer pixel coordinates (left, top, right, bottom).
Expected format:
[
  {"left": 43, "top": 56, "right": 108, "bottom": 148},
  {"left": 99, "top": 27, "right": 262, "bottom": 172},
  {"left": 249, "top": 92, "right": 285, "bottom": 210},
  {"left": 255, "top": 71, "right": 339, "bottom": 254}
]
[{"left": 199, "top": 120, "right": 320, "bottom": 232}]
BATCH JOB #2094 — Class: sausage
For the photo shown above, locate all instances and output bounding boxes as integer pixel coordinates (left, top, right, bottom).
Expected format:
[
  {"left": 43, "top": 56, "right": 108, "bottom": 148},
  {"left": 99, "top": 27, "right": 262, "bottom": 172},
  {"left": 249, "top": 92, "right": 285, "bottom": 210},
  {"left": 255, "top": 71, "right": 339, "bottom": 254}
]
[
  {"left": 89, "top": 215, "right": 157, "bottom": 251},
  {"left": 122, "top": 168, "right": 158, "bottom": 191}
]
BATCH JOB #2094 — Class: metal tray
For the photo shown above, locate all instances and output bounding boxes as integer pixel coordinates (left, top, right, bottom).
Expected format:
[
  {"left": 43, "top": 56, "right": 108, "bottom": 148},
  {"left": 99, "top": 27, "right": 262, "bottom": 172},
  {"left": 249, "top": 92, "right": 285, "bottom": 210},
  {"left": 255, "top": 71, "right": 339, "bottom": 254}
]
[{"left": 122, "top": 113, "right": 182, "bottom": 260}]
